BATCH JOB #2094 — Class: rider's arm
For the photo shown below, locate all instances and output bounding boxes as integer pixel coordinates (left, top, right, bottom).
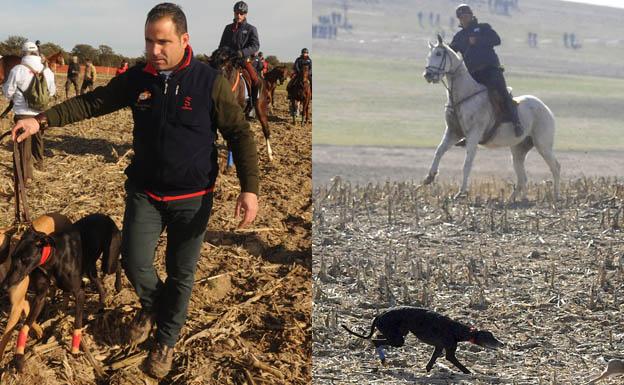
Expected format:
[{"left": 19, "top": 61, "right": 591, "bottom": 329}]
[
  {"left": 212, "top": 75, "right": 259, "bottom": 195},
  {"left": 218, "top": 26, "right": 229, "bottom": 49},
  {"left": 476, "top": 24, "right": 501, "bottom": 47},
  {"left": 240, "top": 25, "right": 260, "bottom": 58}
]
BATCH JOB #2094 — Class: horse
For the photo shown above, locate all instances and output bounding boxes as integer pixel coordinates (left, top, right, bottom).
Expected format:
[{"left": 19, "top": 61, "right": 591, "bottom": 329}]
[
  {"left": 0, "top": 55, "right": 21, "bottom": 85},
  {"left": 209, "top": 47, "right": 273, "bottom": 161},
  {"left": 287, "top": 64, "right": 311, "bottom": 125},
  {"left": 0, "top": 52, "right": 64, "bottom": 85},
  {"left": 45, "top": 51, "right": 65, "bottom": 71},
  {"left": 264, "top": 66, "right": 288, "bottom": 113},
  {"left": 422, "top": 34, "right": 560, "bottom": 201}
]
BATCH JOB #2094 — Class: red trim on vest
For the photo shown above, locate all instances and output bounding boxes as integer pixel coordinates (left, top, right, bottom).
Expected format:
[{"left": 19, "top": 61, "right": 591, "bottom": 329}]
[
  {"left": 39, "top": 245, "right": 52, "bottom": 266},
  {"left": 145, "top": 186, "right": 215, "bottom": 202},
  {"left": 143, "top": 45, "right": 194, "bottom": 76}
]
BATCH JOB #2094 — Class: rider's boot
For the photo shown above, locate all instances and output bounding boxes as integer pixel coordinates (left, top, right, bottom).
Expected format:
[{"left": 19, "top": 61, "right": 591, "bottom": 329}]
[{"left": 506, "top": 95, "right": 523, "bottom": 137}]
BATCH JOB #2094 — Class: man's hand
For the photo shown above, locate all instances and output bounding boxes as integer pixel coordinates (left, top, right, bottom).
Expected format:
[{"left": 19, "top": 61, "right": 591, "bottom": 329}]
[
  {"left": 11, "top": 118, "right": 40, "bottom": 143},
  {"left": 468, "top": 36, "right": 477, "bottom": 45},
  {"left": 234, "top": 192, "right": 258, "bottom": 228}
]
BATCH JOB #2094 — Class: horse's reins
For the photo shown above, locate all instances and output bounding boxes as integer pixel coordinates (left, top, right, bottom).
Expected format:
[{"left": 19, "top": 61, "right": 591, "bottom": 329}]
[{"left": 429, "top": 44, "right": 496, "bottom": 144}]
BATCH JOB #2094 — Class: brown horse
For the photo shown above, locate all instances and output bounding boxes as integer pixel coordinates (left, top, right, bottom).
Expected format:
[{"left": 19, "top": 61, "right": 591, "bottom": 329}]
[
  {"left": 264, "top": 66, "right": 288, "bottom": 113},
  {"left": 45, "top": 51, "right": 65, "bottom": 72},
  {"left": 0, "top": 55, "right": 21, "bottom": 85},
  {"left": 210, "top": 48, "right": 273, "bottom": 161},
  {"left": 287, "top": 64, "right": 311, "bottom": 125},
  {"left": 1, "top": 51, "right": 64, "bottom": 84}
]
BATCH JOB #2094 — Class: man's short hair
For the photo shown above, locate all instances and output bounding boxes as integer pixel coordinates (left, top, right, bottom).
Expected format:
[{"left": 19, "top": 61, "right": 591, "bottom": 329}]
[{"left": 146, "top": 3, "right": 188, "bottom": 36}]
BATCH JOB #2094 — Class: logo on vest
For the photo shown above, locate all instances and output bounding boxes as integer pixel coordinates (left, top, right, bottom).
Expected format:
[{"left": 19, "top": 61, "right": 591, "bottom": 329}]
[
  {"left": 138, "top": 90, "right": 152, "bottom": 101},
  {"left": 181, "top": 96, "right": 192, "bottom": 111}
]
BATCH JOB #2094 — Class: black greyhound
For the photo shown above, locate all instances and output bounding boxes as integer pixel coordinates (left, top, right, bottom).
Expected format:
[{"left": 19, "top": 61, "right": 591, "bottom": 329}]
[{"left": 342, "top": 306, "right": 503, "bottom": 374}]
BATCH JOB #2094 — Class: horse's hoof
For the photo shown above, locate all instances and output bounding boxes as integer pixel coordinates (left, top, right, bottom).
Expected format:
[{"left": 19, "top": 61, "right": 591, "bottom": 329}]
[
  {"left": 454, "top": 191, "right": 467, "bottom": 200},
  {"left": 14, "top": 354, "right": 25, "bottom": 372},
  {"left": 423, "top": 174, "right": 436, "bottom": 185}
]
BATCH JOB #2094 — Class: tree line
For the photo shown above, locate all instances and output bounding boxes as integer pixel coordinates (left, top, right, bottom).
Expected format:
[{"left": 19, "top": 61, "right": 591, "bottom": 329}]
[{"left": 1, "top": 36, "right": 292, "bottom": 70}]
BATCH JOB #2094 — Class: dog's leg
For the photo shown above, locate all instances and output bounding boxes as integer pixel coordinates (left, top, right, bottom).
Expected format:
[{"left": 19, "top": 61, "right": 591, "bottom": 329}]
[
  {"left": 445, "top": 345, "right": 471, "bottom": 374},
  {"left": 426, "top": 346, "right": 444, "bottom": 372},
  {"left": 0, "top": 277, "right": 30, "bottom": 359},
  {"left": 14, "top": 282, "right": 48, "bottom": 372},
  {"left": 71, "top": 287, "right": 86, "bottom": 354}
]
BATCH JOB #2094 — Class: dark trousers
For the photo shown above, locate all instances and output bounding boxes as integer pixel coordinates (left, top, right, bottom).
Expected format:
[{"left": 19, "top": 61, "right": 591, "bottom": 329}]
[
  {"left": 13, "top": 115, "right": 44, "bottom": 181},
  {"left": 121, "top": 182, "right": 213, "bottom": 347},
  {"left": 471, "top": 66, "right": 520, "bottom": 124},
  {"left": 471, "top": 66, "right": 509, "bottom": 100},
  {"left": 65, "top": 76, "right": 79, "bottom": 98}
]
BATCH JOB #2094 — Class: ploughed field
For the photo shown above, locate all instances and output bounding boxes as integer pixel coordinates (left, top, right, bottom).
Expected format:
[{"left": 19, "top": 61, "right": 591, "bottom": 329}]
[
  {"left": 313, "top": 176, "right": 624, "bottom": 384},
  {"left": 0, "top": 75, "right": 311, "bottom": 384}
]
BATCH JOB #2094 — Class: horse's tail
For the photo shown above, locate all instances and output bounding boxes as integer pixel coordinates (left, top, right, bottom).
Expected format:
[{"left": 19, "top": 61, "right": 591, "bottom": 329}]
[{"left": 341, "top": 316, "right": 378, "bottom": 340}]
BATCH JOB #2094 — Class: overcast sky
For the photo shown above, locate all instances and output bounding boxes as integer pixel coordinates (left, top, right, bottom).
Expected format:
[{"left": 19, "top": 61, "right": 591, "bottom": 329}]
[
  {"left": 1, "top": 0, "right": 311, "bottom": 60},
  {"left": 561, "top": 0, "right": 624, "bottom": 8}
]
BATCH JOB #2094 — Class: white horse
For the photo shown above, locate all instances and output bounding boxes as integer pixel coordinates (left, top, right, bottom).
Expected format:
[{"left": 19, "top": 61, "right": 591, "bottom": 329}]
[{"left": 422, "top": 35, "right": 560, "bottom": 201}]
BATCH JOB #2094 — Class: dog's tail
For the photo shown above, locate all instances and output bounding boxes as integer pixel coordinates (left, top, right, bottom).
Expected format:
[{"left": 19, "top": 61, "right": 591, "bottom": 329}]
[
  {"left": 102, "top": 225, "right": 122, "bottom": 292},
  {"left": 341, "top": 316, "right": 378, "bottom": 340}
]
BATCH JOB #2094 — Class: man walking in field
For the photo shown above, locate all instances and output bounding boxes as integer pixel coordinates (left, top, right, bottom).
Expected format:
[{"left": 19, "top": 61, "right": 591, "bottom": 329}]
[
  {"left": 3, "top": 41, "right": 56, "bottom": 177},
  {"left": 11, "top": 2, "right": 259, "bottom": 378},
  {"left": 65, "top": 56, "right": 81, "bottom": 98},
  {"left": 80, "top": 58, "right": 97, "bottom": 94}
]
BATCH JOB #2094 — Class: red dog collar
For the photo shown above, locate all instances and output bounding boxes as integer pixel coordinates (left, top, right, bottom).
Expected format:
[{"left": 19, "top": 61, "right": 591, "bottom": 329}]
[
  {"left": 39, "top": 245, "right": 52, "bottom": 266},
  {"left": 469, "top": 327, "right": 477, "bottom": 344}
]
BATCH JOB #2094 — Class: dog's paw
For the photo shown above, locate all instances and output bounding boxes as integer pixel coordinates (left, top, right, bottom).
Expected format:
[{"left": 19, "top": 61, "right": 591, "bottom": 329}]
[
  {"left": 14, "top": 354, "right": 25, "bottom": 372},
  {"left": 30, "top": 323, "right": 44, "bottom": 339}
]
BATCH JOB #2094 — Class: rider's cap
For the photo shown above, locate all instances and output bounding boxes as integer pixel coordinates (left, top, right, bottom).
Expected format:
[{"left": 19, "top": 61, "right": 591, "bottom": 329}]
[
  {"left": 234, "top": 1, "right": 248, "bottom": 14},
  {"left": 455, "top": 4, "right": 473, "bottom": 17},
  {"left": 301, "top": 48, "right": 309, "bottom": 54},
  {"left": 21, "top": 41, "right": 39, "bottom": 54}
]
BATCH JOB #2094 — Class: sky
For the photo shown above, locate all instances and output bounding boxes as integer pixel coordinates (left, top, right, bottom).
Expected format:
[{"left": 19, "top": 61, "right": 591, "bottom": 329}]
[
  {"left": 561, "top": 0, "right": 624, "bottom": 8},
  {"left": 1, "top": 0, "right": 311, "bottom": 60}
]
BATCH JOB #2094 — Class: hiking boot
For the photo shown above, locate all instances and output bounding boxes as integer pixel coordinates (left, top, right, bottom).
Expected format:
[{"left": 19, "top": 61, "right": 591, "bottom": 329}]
[
  {"left": 145, "top": 342, "right": 174, "bottom": 378},
  {"left": 127, "top": 309, "right": 155, "bottom": 345}
]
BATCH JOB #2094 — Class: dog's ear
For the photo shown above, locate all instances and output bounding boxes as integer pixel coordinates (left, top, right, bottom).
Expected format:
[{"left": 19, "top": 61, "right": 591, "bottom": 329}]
[{"left": 437, "top": 34, "right": 444, "bottom": 45}]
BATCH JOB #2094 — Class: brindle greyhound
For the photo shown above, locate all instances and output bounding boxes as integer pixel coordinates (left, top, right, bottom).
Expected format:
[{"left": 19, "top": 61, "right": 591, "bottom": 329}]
[
  {"left": 3, "top": 213, "right": 122, "bottom": 371},
  {"left": 0, "top": 213, "right": 72, "bottom": 360},
  {"left": 342, "top": 306, "right": 503, "bottom": 374},
  {"left": 586, "top": 359, "right": 624, "bottom": 384}
]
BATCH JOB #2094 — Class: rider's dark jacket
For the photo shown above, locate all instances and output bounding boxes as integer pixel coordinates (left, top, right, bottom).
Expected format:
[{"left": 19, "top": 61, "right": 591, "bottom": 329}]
[
  {"left": 450, "top": 19, "right": 501, "bottom": 74},
  {"left": 294, "top": 56, "right": 312, "bottom": 76},
  {"left": 42, "top": 46, "right": 259, "bottom": 198},
  {"left": 219, "top": 19, "right": 260, "bottom": 59}
]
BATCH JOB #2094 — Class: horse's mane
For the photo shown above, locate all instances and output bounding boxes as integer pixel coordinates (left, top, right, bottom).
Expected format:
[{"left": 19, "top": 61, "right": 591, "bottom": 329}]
[{"left": 209, "top": 47, "right": 237, "bottom": 70}]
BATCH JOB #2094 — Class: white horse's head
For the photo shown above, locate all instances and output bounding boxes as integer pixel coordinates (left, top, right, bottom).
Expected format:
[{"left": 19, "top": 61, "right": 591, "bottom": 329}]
[{"left": 423, "top": 34, "right": 460, "bottom": 84}]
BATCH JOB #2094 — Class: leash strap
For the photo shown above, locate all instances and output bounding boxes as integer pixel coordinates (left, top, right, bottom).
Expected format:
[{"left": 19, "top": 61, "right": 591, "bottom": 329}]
[{"left": 13, "top": 139, "right": 31, "bottom": 224}]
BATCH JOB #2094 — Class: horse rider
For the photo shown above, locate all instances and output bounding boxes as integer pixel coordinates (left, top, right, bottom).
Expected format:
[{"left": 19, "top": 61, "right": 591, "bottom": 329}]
[
  {"left": 65, "top": 56, "right": 81, "bottom": 98},
  {"left": 2, "top": 41, "right": 56, "bottom": 176},
  {"left": 258, "top": 51, "right": 268, "bottom": 77},
  {"left": 450, "top": 4, "right": 522, "bottom": 136},
  {"left": 290, "top": 48, "right": 312, "bottom": 91},
  {"left": 219, "top": 1, "right": 260, "bottom": 113},
  {"left": 251, "top": 52, "right": 263, "bottom": 78}
]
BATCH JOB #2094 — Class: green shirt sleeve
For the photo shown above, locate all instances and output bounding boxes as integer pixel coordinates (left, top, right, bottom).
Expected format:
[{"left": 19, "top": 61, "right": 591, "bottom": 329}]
[
  {"left": 212, "top": 75, "right": 260, "bottom": 195},
  {"left": 44, "top": 71, "right": 131, "bottom": 127}
]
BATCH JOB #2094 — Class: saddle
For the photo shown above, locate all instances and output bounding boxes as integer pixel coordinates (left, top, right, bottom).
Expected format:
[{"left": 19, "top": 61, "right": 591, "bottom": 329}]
[{"left": 455, "top": 87, "right": 518, "bottom": 147}]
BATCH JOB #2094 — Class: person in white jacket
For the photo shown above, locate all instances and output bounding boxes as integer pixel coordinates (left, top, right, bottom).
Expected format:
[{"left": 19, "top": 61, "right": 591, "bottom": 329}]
[{"left": 3, "top": 41, "right": 56, "bottom": 179}]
